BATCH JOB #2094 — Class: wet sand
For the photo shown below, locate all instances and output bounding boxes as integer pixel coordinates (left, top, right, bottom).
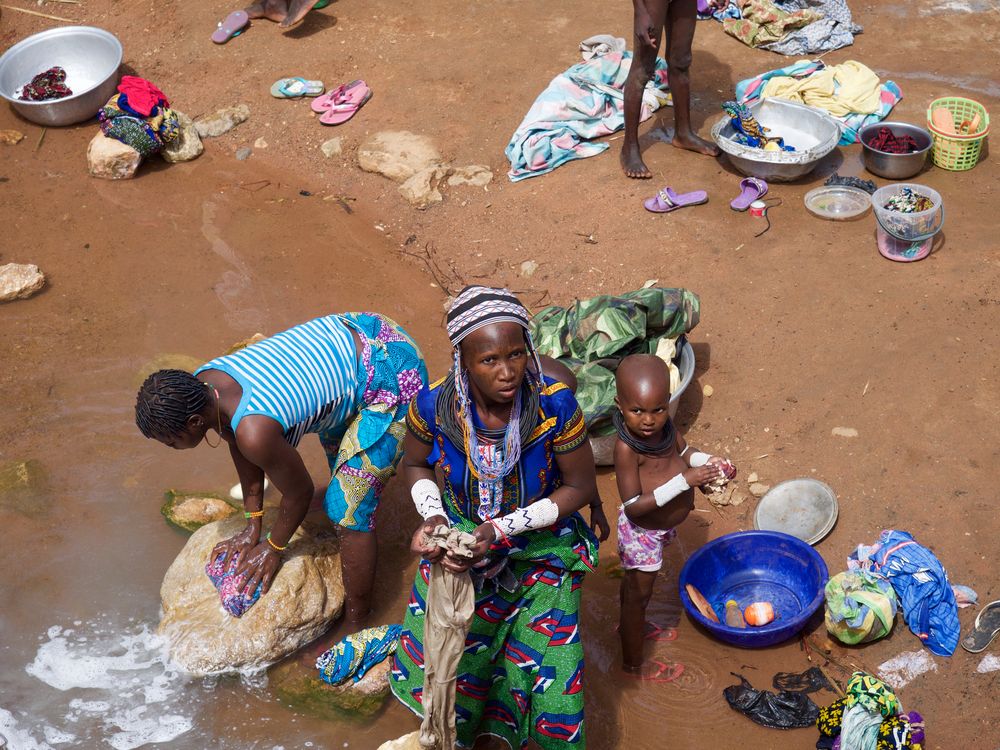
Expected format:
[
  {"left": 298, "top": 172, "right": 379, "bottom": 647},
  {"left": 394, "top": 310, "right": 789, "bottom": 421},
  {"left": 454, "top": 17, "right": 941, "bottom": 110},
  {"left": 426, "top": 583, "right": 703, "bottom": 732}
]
[{"left": 3, "top": 0, "right": 1000, "bottom": 747}]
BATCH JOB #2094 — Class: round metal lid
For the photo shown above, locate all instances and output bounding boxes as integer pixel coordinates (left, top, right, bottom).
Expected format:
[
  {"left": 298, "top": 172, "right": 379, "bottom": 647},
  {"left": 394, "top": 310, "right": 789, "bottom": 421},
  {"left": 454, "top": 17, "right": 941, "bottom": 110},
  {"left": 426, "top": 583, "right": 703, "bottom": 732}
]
[{"left": 753, "top": 478, "right": 839, "bottom": 545}]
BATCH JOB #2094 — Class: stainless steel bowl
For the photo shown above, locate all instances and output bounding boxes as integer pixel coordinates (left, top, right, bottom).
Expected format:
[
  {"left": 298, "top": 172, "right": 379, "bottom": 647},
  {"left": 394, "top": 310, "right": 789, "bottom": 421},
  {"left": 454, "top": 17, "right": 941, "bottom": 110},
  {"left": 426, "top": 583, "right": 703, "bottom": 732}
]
[
  {"left": 859, "top": 121, "right": 931, "bottom": 180},
  {"left": 0, "top": 26, "right": 123, "bottom": 126},
  {"left": 711, "top": 98, "right": 842, "bottom": 182}
]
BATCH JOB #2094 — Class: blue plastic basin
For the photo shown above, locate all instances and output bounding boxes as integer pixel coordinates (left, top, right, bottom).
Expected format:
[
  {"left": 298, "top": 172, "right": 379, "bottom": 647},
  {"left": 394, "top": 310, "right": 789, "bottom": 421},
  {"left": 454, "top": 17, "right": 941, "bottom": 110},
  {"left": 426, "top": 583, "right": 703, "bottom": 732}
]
[{"left": 678, "top": 530, "right": 829, "bottom": 648}]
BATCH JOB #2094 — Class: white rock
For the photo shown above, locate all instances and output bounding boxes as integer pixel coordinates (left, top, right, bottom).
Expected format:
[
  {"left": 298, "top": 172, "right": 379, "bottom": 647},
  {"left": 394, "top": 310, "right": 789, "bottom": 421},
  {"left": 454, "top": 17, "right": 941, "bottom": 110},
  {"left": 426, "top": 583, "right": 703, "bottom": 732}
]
[
  {"left": 0, "top": 263, "right": 45, "bottom": 302},
  {"left": 378, "top": 732, "right": 421, "bottom": 750},
  {"left": 161, "top": 111, "right": 203, "bottom": 163},
  {"left": 832, "top": 427, "right": 859, "bottom": 438},
  {"left": 194, "top": 104, "right": 251, "bottom": 138},
  {"left": 747, "top": 472, "right": 759, "bottom": 484},
  {"left": 87, "top": 133, "right": 141, "bottom": 180},
  {"left": 320, "top": 137, "right": 343, "bottom": 158},
  {"left": 447, "top": 164, "right": 493, "bottom": 187},
  {"left": 398, "top": 166, "right": 447, "bottom": 209},
  {"left": 702, "top": 384, "right": 714, "bottom": 397},
  {"left": 357, "top": 130, "right": 443, "bottom": 182},
  {"left": 520, "top": 260, "right": 539, "bottom": 278},
  {"left": 749, "top": 482, "right": 770, "bottom": 498},
  {"left": 253, "top": 136, "right": 268, "bottom": 149},
  {"left": 158, "top": 512, "right": 343, "bottom": 674}
]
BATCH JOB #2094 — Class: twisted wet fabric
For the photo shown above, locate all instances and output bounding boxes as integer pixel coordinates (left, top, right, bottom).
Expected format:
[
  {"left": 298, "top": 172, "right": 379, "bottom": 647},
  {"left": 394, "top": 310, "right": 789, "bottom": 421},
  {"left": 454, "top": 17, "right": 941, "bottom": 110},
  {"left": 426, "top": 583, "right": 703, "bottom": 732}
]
[
  {"left": 205, "top": 550, "right": 262, "bottom": 617},
  {"left": 17, "top": 66, "right": 72, "bottom": 101},
  {"left": 316, "top": 624, "right": 402, "bottom": 685},
  {"left": 848, "top": 530, "right": 960, "bottom": 656}
]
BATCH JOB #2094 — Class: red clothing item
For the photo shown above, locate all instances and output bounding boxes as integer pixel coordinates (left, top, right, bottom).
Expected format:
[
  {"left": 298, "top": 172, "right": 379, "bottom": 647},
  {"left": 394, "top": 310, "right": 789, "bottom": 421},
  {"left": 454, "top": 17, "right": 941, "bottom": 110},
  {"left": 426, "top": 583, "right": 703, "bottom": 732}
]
[{"left": 116, "top": 76, "right": 169, "bottom": 116}]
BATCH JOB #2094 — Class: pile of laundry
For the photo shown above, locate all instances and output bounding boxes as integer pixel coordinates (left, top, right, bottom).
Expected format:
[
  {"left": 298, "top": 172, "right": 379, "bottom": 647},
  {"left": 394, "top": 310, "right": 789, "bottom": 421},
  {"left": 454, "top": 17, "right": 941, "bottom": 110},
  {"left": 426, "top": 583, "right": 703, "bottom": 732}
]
[
  {"left": 702, "top": 0, "right": 862, "bottom": 56},
  {"left": 815, "top": 672, "right": 924, "bottom": 750},
  {"left": 97, "top": 75, "right": 179, "bottom": 157},
  {"left": 505, "top": 35, "right": 672, "bottom": 181},
  {"left": 736, "top": 59, "right": 901, "bottom": 144}
]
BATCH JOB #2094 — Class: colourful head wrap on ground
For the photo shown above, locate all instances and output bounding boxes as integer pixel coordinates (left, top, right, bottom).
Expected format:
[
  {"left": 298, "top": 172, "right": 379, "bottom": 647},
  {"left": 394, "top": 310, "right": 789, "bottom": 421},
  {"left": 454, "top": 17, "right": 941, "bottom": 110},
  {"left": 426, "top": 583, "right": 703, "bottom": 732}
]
[{"left": 825, "top": 570, "right": 898, "bottom": 644}]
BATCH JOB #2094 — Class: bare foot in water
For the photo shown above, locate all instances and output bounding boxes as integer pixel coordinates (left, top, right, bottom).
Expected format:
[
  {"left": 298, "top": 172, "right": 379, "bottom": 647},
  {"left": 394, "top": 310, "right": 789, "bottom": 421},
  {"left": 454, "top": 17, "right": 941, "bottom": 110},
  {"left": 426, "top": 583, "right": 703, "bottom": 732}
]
[
  {"left": 246, "top": 0, "right": 288, "bottom": 22},
  {"left": 621, "top": 140, "right": 653, "bottom": 179},
  {"left": 671, "top": 129, "right": 721, "bottom": 157},
  {"left": 281, "top": 0, "right": 315, "bottom": 27}
]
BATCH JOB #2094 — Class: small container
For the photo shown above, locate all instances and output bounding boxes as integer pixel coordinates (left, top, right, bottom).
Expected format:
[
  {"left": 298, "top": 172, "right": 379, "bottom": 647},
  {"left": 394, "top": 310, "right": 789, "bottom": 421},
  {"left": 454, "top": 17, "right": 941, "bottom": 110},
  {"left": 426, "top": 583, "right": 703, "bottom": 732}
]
[
  {"left": 804, "top": 185, "right": 872, "bottom": 221},
  {"left": 871, "top": 183, "right": 944, "bottom": 263},
  {"left": 859, "top": 122, "right": 932, "bottom": 180},
  {"left": 725, "top": 600, "right": 747, "bottom": 628}
]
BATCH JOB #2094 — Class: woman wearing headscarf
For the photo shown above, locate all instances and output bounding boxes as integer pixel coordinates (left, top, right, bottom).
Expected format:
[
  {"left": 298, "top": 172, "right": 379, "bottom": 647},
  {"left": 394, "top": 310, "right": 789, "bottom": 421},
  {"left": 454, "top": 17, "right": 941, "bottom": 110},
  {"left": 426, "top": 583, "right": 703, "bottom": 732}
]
[{"left": 390, "top": 286, "right": 601, "bottom": 749}]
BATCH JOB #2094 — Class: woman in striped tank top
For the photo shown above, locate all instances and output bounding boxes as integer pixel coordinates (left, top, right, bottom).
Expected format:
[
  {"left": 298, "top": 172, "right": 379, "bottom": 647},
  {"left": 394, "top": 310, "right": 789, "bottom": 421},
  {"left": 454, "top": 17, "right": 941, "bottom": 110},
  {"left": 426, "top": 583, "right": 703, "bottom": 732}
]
[{"left": 135, "top": 312, "right": 427, "bottom": 629}]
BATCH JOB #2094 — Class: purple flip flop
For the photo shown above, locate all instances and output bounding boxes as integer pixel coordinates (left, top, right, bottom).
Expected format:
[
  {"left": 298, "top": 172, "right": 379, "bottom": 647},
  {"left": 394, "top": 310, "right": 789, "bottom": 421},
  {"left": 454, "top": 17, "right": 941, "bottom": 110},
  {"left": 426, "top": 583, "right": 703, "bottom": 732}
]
[
  {"left": 212, "top": 10, "right": 249, "bottom": 44},
  {"left": 730, "top": 177, "right": 768, "bottom": 211},
  {"left": 644, "top": 187, "right": 709, "bottom": 213}
]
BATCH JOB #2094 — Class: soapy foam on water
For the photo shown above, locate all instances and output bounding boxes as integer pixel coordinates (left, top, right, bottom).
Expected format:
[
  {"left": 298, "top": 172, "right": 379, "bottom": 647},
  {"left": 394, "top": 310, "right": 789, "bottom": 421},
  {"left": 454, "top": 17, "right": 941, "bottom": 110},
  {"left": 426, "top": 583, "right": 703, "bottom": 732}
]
[{"left": 19, "top": 619, "right": 194, "bottom": 750}]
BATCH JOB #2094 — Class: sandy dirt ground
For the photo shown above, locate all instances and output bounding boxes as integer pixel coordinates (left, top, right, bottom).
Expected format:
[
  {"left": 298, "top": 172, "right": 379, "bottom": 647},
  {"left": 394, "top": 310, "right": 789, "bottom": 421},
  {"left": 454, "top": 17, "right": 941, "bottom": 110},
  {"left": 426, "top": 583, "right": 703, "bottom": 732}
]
[{"left": 2, "top": 0, "right": 1000, "bottom": 747}]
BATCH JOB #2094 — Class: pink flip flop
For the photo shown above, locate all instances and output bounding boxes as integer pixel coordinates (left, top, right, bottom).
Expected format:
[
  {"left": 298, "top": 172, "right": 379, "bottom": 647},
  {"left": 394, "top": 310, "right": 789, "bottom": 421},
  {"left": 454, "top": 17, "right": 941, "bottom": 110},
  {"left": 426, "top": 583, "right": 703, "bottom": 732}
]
[
  {"left": 317, "top": 82, "right": 373, "bottom": 126},
  {"left": 643, "top": 187, "right": 709, "bottom": 213},
  {"left": 212, "top": 10, "right": 249, "bottom": 44},
  {"left": 311, "top": 80, "right": 365, "bottom": 113},
  {"left": 730, "top": 177, "right": 768, "bottom": 211}
]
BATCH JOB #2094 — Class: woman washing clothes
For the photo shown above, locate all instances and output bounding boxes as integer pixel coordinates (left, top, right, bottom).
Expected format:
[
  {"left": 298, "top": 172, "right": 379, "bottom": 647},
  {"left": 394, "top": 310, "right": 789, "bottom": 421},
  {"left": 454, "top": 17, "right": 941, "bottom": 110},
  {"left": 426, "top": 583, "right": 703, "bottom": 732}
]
[
  {"left": 134, "top": 312, "right": 426, "bottom": 630},
  {"left": 391, "top": 286, "right": 605, "bottom": 749}
]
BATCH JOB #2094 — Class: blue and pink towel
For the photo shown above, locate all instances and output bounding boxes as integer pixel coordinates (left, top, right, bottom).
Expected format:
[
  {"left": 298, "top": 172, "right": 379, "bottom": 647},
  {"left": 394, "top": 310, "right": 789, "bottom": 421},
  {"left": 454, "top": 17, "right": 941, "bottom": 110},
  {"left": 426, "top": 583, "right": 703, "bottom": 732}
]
[
  {"left": 505, "top": 51, "right": 672, "bottom": 182},
  {"left": 205, "top": 551, "right": 263, "bottom": 618},
  {"left": 735, "top": 59, "right": 901, "bottom": 145}
]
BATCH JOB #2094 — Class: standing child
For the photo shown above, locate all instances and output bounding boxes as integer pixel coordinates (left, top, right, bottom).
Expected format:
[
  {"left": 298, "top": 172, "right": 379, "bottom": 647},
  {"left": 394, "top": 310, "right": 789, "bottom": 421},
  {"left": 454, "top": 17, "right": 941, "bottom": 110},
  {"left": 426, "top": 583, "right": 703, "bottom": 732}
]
[
  {"left": 621, "top": 0, "right": 722, "bottom": 178},
  {"left": 613, "top": 354, "right": 733, "bottom": 678}
]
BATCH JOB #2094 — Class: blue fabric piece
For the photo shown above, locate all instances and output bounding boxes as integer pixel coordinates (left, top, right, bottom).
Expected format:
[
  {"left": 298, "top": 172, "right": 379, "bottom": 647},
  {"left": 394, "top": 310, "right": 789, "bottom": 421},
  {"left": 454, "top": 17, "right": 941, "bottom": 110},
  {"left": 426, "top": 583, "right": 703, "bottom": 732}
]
[
  {"left": 505, "top": 51, "right": 671, "bottom": 182},
  {"left": 848, "top": 529, "right": 960, "bottom": 656},
  {"left": 205, "top": 551, "right": 263, "bottom": 618},
  {"left": 316, "top": 624, "right": 402, "bottom": 685}
]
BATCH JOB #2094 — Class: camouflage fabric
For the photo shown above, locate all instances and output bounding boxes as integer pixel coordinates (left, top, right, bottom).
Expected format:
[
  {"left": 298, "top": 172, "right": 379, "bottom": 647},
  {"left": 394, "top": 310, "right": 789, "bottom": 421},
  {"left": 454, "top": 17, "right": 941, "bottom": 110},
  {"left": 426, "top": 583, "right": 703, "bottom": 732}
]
[
  {"left": 529, "top": 287, "right": 700, "bottom": 436},
  {"left": 723, "top": 0, "right": 821, "bottom": 47}
]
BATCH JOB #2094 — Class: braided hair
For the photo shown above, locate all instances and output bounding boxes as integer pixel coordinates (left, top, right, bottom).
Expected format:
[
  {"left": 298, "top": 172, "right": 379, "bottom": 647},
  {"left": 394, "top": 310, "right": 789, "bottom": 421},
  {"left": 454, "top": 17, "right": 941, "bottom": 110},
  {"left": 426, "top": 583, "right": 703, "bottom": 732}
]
[{"left": 135, "top": 369, "right": 208, "bottom": 439}]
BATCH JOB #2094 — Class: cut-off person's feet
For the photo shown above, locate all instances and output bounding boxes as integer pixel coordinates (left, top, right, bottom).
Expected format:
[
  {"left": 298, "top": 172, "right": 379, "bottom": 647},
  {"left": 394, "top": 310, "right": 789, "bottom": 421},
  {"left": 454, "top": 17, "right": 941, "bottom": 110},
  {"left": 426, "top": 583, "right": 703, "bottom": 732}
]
[
  {"left": 281, "top": 0, "right": 315, "bottom": 27},
  {"left": 246, "top": 0, "right": 287, "bottom": 22},
  {"left": 623, "top": 659, "right": 685, "bottom": 682},
  {"left": 671, "top": 129, "right": 721, "bottom": 157},
  {"left": 621, "top": 141, "right": 653, "bottom": 179}
]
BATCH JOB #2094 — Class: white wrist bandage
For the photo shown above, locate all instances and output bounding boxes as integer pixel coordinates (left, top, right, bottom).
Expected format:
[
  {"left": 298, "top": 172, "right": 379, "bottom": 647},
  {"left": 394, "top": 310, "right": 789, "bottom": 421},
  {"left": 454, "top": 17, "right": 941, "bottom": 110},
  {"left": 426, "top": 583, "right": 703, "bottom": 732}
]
[
  {"left": 495, "top": 498, "right": 559, "bottom": 536},
  {"left": 653, "top": 474, "right": 690, "bottom": 507},
  {"left": 689, "top": 451, "right": 712, "bottom": 468},
  {"left": 411, "top": 478, "right": 447, "bottom": 522}
]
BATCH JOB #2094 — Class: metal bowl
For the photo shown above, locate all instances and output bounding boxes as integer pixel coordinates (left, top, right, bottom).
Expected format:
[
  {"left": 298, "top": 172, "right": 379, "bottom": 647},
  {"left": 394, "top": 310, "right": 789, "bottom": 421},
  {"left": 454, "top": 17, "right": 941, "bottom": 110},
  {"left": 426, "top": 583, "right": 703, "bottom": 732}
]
[
  {"left": 711, "top": 98, "right": 842, "bottom": 182},
  {"left": 754, "top": 478, "right": 839, "bottom": 545},
  {"left": 0, "top": 26, "right": 123, "bottom": 126},
  {"left": 859, "top": 121, "right": 931, "bottom": 180}
]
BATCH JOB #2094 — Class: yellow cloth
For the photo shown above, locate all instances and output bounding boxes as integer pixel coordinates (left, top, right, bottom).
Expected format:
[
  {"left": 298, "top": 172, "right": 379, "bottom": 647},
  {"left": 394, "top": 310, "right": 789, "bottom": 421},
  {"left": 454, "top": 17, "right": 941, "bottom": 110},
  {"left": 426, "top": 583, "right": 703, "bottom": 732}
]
[{"left": 761, "top": 60, "right": 882, "bottom": 117}]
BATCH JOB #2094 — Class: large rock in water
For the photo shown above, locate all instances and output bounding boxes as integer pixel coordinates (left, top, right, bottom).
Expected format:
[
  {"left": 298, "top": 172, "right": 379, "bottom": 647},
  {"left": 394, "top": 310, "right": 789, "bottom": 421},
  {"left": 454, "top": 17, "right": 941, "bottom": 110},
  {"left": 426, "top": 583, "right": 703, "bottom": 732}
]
[
  {"left": 161, "top": 111, "right": 204, "bottom": 163},
  {"left": 161, "top": 490, "right": 239, "bottom": 533},
  {"left": 158, "top": 512, "right": 344, "bottom": 674},
  {"left": 87, "top": 133, "right": 141, "bottom": 179},
  {"left": 0, "top": 263, "right": 46, "bottom": 302},
  {"left": 272, "top": 655, "right": 392, "bottom": 721},
  {"left": 378, "top": 732, "right": 421, "bottom": 750},
  {"left": 356, "top": 131, "right": 443, "bottom": 182}
]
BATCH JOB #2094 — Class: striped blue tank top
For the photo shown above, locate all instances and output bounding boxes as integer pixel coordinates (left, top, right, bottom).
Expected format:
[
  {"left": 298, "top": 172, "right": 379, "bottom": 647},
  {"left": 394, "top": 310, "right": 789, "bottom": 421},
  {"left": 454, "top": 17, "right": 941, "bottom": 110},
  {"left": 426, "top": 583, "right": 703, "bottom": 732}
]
[{"left": 196, "top": 315, "right": 359, "bottom": 447}]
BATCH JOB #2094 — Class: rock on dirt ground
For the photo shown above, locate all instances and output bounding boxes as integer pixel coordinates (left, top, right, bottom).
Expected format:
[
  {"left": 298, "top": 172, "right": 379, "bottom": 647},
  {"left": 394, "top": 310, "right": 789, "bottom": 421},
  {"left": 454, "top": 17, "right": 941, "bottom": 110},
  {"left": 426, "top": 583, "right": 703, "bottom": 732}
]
[
  {"left": 357, "top": 131, "right": 444, "bottom": 182},
  {"left": 158, "top": 512, "right": 343, "bottom": 674},
  {"left": 87, "top": 134, "right": 141, "bottom": 179},
  {"left": 0, "top": 263, "right": 45, "bottom": 302},
  {"left": 399, "top": 166, "right": 448, "bottom": 209},
  {"left": 447, "top": 165, "right": 493, "bottom": 187},
  {"left": 161, "top": 111, "right": 203, "bottom": 163},
  {"left": 194, "top": 104, "right": 251, "bottom": 138}
]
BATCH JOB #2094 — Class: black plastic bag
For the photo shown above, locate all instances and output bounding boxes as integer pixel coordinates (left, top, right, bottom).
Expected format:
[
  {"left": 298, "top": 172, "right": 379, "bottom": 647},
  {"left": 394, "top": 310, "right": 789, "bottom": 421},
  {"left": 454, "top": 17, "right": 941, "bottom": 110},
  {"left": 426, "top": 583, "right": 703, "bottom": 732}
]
[
  {"left": 723, "top": 673, "right": 820, "bottom": 729},
  {"left": 772, "top": 667, "right": 833, "bottom": 694}
]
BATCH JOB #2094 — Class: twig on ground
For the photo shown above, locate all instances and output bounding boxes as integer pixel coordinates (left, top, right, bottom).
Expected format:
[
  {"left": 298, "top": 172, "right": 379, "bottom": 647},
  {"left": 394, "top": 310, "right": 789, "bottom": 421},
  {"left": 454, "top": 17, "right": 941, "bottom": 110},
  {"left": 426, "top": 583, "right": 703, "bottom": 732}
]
[
  {"left": 1, "top": 4, "right": 74, "bottom": 20},
  {"left": 399, "top": 242, "right": 464, "bottom": 296},
  {"left": 862, "top": 380, "right": 870, "bottom": 397},
  {"left": 34, "top": 127, "right": 46, "bottom": 152},
  {"left": 238, "top": 179, "right": 271, "bottom": 192}
]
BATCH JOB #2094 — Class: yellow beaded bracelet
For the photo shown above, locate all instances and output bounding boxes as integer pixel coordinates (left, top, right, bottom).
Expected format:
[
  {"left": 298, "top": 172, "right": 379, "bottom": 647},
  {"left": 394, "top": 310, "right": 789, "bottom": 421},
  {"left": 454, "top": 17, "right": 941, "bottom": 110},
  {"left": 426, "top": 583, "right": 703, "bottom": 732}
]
[
  {"left": 266, "top": 533, "right": 288, "bottom": 552},
  {"left": 244, "top": 510, "right": 265, "bottom": 519}
]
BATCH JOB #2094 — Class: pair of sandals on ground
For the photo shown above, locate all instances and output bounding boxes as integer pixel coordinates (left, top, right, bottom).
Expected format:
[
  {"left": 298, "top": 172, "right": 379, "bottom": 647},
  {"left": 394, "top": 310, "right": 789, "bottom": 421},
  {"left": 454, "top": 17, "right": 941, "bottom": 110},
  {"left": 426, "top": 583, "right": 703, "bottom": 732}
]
[
  {"left": 644, "top": 176, "right": 770, "bottom": 214},
  {"left": 269, "top": 78, "right": 372, "bottom": 125}
]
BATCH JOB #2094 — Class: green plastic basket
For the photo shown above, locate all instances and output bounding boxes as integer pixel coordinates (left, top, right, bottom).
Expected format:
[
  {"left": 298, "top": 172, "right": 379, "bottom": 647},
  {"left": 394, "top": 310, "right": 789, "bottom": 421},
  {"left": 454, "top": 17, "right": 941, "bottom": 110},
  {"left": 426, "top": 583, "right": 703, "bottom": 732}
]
[{"left": 926, "top": 96, "right": 990, "bottom": 171}]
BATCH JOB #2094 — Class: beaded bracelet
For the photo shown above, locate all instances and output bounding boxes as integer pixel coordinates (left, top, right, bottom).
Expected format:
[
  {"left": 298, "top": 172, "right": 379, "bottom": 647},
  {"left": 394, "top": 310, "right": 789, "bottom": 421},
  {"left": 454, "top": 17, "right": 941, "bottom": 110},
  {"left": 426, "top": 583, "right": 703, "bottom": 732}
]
[
  {"left": 485, "top": 515, "right": 513, "bottom": 548},
  {"left": 266, "top": 533, "right": 288, "bottom": 552},
  {"left": 244, "top": 510, "right": 264, "bottom": 519}
]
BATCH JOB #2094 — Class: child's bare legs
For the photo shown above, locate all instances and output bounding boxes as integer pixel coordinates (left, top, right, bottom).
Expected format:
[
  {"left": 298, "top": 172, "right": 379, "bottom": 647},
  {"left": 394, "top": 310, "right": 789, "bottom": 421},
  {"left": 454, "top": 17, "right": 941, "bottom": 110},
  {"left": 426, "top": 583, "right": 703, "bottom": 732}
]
[
  {"left": 281, "top": 0, "right": 316, "bottom": 27},
  {"left": 620, "top": 0, "right": 665, "bottom": 179},
  {"left": 665, "top": 0, "right": 721, "bottom": 156},
  {"left": 246, "top": 0, "right": 288, "bottom": 22},
  {"left": 620, "top": 568, "right": 660, "bottom": 675}
]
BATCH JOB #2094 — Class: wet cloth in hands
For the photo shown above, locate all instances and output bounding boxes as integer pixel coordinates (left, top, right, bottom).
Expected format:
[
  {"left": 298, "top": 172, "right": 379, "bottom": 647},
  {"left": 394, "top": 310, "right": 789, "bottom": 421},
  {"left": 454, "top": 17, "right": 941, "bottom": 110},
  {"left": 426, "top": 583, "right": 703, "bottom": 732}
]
[
  {"left": 724, "top": 672, "right": 820, "bottom": 728},
  {"left": 825, "top": 570, "right": 898, "bottom": 645},
  {"left": 505, "top": 51, "right": 672, "bottom": 181},
  {"left": 17, "top": 66, "right": 72, "bottom": 101},
  {"left": 205, "top": 550, "right": 263, "bottom": 617},
  {"left": 529, "top": 287, "right": 700, "bottom": 436},
  {"left": 316, "top": 624, "right": 402, "bottom": 685},
  {"left": 848, "top": 530, "right": 960, "bottom": 656},
  {"left": 736, "top": 59, "right": 901, "bottom": 145},
  {"left": 418, "top": 526, "right": 476, "bottom": 750},
  {"left": 116, "top": 76, "right": 170, "bottom": 117}
]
